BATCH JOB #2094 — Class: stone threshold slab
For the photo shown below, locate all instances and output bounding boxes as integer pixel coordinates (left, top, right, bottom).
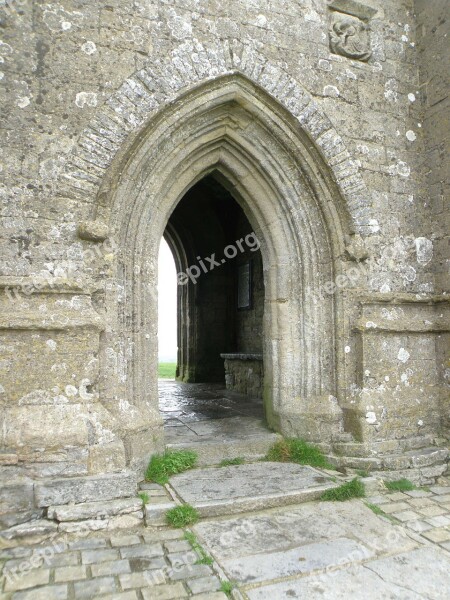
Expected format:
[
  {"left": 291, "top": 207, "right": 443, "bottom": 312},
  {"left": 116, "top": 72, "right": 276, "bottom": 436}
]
[
  {"left": 167, "top": 435, "right": 281, "bottom": 466},
  {"left": 168, "top": 462, "right": 339, "bottom": 517}
]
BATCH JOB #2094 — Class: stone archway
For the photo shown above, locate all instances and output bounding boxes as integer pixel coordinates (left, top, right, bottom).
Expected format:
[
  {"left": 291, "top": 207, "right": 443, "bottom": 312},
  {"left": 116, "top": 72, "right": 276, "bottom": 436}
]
[{"left": 82, "top": 74, "right": 354, "bottom": 470}]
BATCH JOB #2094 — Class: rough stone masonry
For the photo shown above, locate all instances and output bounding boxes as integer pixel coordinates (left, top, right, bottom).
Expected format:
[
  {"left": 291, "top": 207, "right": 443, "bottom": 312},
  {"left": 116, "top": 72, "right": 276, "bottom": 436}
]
[{"left": 0, "top": 0, "right": 448, "bottom": 533}]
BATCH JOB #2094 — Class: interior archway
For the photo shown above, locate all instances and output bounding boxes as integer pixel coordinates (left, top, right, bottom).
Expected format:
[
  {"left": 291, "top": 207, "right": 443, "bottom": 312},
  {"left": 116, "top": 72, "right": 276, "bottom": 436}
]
[{"left": 98, "top": 75, "right": 351, "bottom": 469}]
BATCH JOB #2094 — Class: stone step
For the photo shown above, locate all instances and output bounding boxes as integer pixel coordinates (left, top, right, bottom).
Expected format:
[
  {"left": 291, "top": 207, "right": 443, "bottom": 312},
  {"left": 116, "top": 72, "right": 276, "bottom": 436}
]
[
  {"left": 166, "top": 432, "right": 282, "bottom": 467},
  {"left": 330, "top": 447, "right": 449, "bottom": 475},
  {"left": 0, "top": 519, "right": 59, "bottom": 544},
  {"left": 48, "top": 497, "right": 143, "bottom": 522},
  {"left": 161, "top": 462, "right": 342, "bottom": 520},
  {"left": 370, "top": 462, "right": 448, "bottom": 486},
  {"left": 331, "top": 435, "right": 438, "bottom": 458}
]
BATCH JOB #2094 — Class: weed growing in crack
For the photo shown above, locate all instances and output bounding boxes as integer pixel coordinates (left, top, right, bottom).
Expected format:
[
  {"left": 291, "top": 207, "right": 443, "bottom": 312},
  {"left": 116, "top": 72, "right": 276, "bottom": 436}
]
[
  {"left": 166, "top": 504, "right": 199, "bottom": 528},
  {"left": 320, "top": 478, "right": 365, "bottom": 501},
  {"left": 145, "top": 450, "right": 197, "bottom": 485}
]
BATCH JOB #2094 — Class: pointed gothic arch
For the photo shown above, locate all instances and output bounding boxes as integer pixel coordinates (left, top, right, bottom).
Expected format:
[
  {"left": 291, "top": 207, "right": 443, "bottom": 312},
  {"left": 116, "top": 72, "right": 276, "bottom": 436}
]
[{"left": 73, "top": 72, "right": 359, "bottom": 468}]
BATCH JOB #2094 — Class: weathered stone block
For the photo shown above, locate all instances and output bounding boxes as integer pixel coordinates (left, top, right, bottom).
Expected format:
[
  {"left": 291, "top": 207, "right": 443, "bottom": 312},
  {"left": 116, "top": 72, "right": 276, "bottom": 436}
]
[
  {"left": 34, "top": 472, "right": 137, "bottom": 508},
  {"left": 49, "top": 497, "right": 142, "bottom": 522},
  {"left": 3, "top": 405, "right": 89, "bottom": 450},
  {"left": 0, "top": 519, "right": 58, "bottom": 541},
  {"left": 88, "top": 441, "right": 127, "bottom": 474},
  {"left": 0, "top": 482, "right": 35, "bottom": 527},
  {"left": 77, "top": 220, "right": 109, "bottom": 242},
  {"left": 0, "top": 452, "right": 18, "bottom": 465}
]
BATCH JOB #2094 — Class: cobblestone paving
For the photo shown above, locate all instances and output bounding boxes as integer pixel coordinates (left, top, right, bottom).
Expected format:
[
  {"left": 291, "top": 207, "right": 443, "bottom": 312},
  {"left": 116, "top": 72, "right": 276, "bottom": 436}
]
[
  {"left": 0, "top": 528, "right": 227, "bottom": 599},
  {"left": 1, "top": 480, "right": 449, "bottom": 599},
  {"left": 367, "top": 484, "right": 450, "bottom": 550}
]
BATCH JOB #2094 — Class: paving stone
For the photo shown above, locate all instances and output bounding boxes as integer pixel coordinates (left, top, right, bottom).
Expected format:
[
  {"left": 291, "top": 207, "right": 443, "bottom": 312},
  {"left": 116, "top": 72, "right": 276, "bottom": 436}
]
[
  {"left": 4, "top": 569, "right": 50, "bottom": 592},
  {"left": 140, "top": 582, "right": 188, "bottom": 599},
  {"left": 41, "top": 551, "right": 79, "bottom": 568},
  {"left": 105, "top": 593, "right": 138, "bottom": 600},
  {"left": 245, "top": 563, "right": 426, "bottom": 599},
  {"left": 128, "top": 556, "right": 167, "bottom": 571},
  {"left": 54, "top": 565, "right": 87, "bottom": 582},
  {"left": 4, "top": 556, "right": 47, "bottom": 573},
  {"left": 365, "top": 547, "right": 450, "bottom": 599},
  {"left": 110, "top": 534, "right": 142, "bottom": 547},
  {"left": 142, "top": 530, "right": 184, "bottom": 543},
  {"left": 68, "top": 538, "right": 108, "bottom": 550},
  {"left": 81, "top": 548, "right": 119, "bottom": 564},
  {"left": 222, "top": 537, "right": 374, "bottom": 584},
  {"left": 164, "top": 540, "right": 192, "bottom": 553},
  {"left": 11, "top": 584, "right": 68, "bottom": 600},
  {"left": 120, "top": 543, "right": 164, "bottom": 559},
  {"left": 74, "top": 576, "right": 118, "bottom": 598},
  {"left": 391, "top": 510, "right": 420, "bottom": 522},
  {"left": 382, "top": 502, "right": 411, "bottom": 514},
  {"left": 418, "top": 505, "right": 448, "bottom": 517},
  {"left": 385, "top": 492, "right": 408, "bottom": 501},
  {"left": 374, "top": 502, "right": 411, "bottom": 515},
  {"left": 0, "top": 547, "right": 32, "bottom": 560},
  {"left": 167, "top": 551, "right": 198, "bottom": 567},
  {"left": 429, "top": 486, "right": 450, "bottom": 495},
  {"left": 119, "top": 571, "right": 167, "bottom": 589},
  {"left": 434, "top": 494, "right": 450, "bottom": 504},
  {"left": 407, "top": 497, "right": 435, "bottom": 508},
  {"left": 0, "top": 546, "right": 33, "bottom": 560},
  {"left": 186, "top": 575, "right": 221, "bottom": 594},
  {"left": 365, "top": 495, "right": 389, "bottom": 505},
  {"left": 190, "top": 594, "right": 227, "bottom": 600},
  {"left": 90, "top": 558, "right": 131, "bottom": 576},
  {"left": 424, "top": 515, "right": 450, "bottom": 528},
  {"left": 404, "top": 489, "right": 433, "bottom": 498},
  {"left": 422, "top": 528, "right": 450, "bottom": 543},
  {"left": 405, "top": 520, "right": 434, "bottom": 533},
  {"left": 169, "top": 564, "right": 212, "bottom": 581},
  {"left": 194, "top": 501, "right": 417, "bottom": 562},
  {"left": 440, "top": 541, "right": 450, "bottom": 551}
]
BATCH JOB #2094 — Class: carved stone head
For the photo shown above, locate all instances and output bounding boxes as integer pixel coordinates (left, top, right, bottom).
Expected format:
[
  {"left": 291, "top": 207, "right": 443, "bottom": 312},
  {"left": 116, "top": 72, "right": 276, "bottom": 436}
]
[{"left": 330, "top": 14, "right": 372, "bottom": 62}]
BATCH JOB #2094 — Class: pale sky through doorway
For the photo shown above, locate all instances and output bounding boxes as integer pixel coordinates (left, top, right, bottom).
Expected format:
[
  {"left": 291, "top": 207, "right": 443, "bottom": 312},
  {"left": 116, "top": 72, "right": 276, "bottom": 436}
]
[{"left": 158, "top": 238, "right": 178, "bottom": 362}]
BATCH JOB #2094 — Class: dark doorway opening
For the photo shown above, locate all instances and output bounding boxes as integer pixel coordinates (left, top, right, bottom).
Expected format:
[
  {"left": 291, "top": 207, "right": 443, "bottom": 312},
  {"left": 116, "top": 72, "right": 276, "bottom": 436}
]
[{"left": 163, "top": 175, "right": 264, "bottom": 387}]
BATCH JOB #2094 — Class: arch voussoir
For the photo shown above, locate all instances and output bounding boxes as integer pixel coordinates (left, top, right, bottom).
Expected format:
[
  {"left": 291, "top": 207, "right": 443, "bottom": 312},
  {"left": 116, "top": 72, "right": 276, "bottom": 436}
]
[{"left": 59, "top": 39, "right": 375, "bottom": 234}]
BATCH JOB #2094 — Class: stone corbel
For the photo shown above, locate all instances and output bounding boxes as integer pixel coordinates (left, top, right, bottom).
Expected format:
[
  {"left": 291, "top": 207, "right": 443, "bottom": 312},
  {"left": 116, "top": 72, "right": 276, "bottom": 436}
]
[
  {"left": 77, "top": 220, "right": 109, "bottom": 243},
  {"left": 345, "top": 234, "right": 369, "bottom": 262}
]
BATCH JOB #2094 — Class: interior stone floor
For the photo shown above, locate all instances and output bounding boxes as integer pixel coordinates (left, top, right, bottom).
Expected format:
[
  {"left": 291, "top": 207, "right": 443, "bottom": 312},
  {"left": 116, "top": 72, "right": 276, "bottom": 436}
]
[
  {"left": 159, "top": 380, "right": 265, "bottom": 424},
  {"left": 159, "top": 380, "right": 278, "bottom": 463}
]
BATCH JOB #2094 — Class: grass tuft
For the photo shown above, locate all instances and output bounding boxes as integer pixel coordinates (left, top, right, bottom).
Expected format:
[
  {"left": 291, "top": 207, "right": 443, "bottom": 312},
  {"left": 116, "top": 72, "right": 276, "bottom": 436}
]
[
  {"left": 266, "top": 438, "right": 335, "bottom": 470},
  {"left": 138, "top": 491, "right": 149, "bottom": 504},
  {"left": 219, "top": 457, "right": 245, "bottom": 467},
  {"left": 145, "top": 450, "right": 197, "bottom": 485},
  {"left": 220, "top": 580, "right": 235, "bottom": 596},
  {"left": 365, "top": 502, "right": 385, "bottom": 516},
  {"left": 355, "top": 469, "right": 371, "bottom": 478},
  {"left": 365, "top": 502, "right": 397, "bottom": 523},
  {"left": 184, "top": 531, "right": 213, "bottom": 565},
  {"left": 385, "top": 478, "right": 415, "bottom": 492},
  {"left": 320, "top": 478, "right": 365, "bottom": 501},
  {"left": 166, "top": 504, "right": 199, "bottom": 528}
]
